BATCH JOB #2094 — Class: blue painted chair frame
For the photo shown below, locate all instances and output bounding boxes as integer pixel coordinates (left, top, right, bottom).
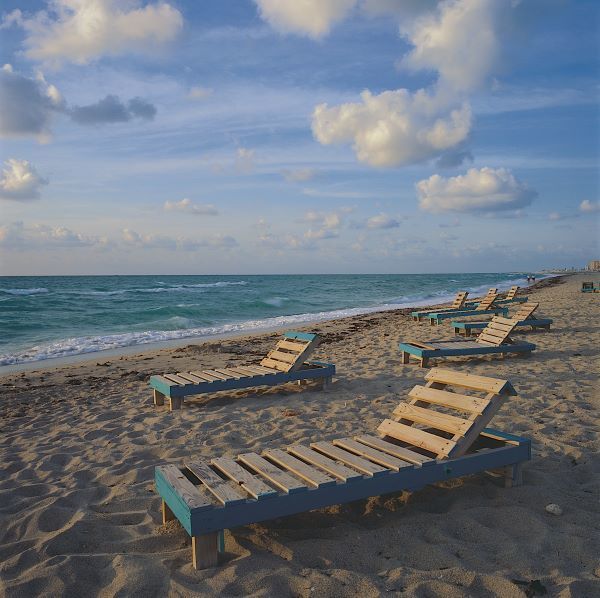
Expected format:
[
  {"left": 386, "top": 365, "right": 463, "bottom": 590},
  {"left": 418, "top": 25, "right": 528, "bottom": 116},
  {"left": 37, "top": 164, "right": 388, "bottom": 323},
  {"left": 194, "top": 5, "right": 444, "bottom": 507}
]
[
  {"left": 399, "top": 339, "right": 535, "bottom": 367},
  {"left": 155, "top": 429, "right": 530, "bottom": 569},
  {"left": 452, "top": 318, "right": 552, "bottom": 336}
]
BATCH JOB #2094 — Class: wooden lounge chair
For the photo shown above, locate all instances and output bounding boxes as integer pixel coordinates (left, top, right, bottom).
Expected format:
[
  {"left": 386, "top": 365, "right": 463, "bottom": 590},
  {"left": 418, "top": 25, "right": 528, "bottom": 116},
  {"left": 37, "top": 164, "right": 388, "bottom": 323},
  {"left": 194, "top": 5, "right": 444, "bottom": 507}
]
[
  {"left": 155, "top": 368, "right": 530, "bottom": 569},
  {"left": 495, "top": 285, "right": 527, "bottom": 305},
  {"left": 411, "top": 291, "right": 469, "bottom": 321},
  {"left": 150, "top": 331, "right": 334, "bottom": 410},
  {"left": 451, "top": 302, "right": 552, "bottom": 336},
  {"left": 399, "top": 316, "right": 535, "bottom": 367},
  {"left": 426, "top": 294, "right": 508, "bottom": 326},
  {"left": 581, "top": 281, "right": 595, "bottom": 293}
]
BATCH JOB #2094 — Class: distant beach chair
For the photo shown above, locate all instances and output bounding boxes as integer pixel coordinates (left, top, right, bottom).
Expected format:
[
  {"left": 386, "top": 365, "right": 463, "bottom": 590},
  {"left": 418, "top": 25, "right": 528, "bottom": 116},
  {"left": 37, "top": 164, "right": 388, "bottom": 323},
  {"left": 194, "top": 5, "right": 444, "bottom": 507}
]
[
  {"left": 411, "top": 291, "right": 469, "bottom": 321},
  {"left": 495, "top": 285, "right": 527, "bottom": 305},
  {"left": 150, "top": 331, "right": 335, "bottom": 410},
  {"left": 581, "top": 281, "right": 595, "bottom": 293},
  {"left": 451, "top": 302, "right": 552, "bottom": 336},
  {"left": 155, "top": 367, "right": 530, "bottom": 569},
  {"left": 425, "top": 293, "right": 508, "bottom": 326},
  {"left": 399, "top": 316, "right": 535, "bottom": 367}
]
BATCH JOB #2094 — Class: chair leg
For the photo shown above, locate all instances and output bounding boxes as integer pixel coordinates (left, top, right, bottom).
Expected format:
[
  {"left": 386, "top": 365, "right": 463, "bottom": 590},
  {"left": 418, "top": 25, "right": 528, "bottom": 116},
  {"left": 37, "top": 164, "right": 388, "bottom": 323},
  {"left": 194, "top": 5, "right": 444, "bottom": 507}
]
[
  {"left": 162, "top": 500, "right": 176, "bottom": 524},
  {"left": 192, "top": 532, "right": 219, "bottom": 569},
  {"left": 169, "top": 396, "right": 182, "bottom": 411},
  {"left": 505, "top": 463, "right": 523, "bottom": 488},
  {"left": 401, "top": 351, "right": 410, "bottom": 364},
  {"left": 420, "top": 357, "right": 429, "bottom": 368},
  {"left": 153, "top": 389, "right": 165, "bottom": 406}
]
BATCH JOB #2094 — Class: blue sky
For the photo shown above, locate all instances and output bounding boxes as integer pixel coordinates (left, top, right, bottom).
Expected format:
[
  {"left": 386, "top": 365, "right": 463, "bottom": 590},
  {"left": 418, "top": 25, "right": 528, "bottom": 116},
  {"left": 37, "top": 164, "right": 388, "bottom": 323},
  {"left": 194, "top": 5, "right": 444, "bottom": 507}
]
[{"left": 0, "top": 0, "right": 598, "bottom": 275}]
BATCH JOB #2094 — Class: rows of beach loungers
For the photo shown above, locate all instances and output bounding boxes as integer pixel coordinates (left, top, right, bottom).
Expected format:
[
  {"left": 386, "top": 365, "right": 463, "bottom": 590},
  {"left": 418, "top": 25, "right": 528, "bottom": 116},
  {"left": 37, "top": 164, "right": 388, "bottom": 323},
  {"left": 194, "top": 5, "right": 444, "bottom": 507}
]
[{"left": 151, "top": 286, "right": 551, "bottom": 569}]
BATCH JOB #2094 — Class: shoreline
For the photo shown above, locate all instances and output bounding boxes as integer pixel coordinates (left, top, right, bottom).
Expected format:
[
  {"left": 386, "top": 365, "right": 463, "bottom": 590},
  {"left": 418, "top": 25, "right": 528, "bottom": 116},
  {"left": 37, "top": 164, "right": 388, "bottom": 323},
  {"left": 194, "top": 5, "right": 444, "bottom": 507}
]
[{"left": 0, "top": 275, "right": 563, "bottom": 375}]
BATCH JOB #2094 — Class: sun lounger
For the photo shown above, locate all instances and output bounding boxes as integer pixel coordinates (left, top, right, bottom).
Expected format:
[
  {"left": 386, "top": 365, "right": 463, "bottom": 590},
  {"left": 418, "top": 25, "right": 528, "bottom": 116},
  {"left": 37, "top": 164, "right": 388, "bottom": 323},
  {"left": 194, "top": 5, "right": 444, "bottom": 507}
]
[
  {"left": 155, "top": 368, "right": 530, "bottom": 569},
  {"left": 411, "top": 291, "right": 469, "bottom": 321},
  {"left": 451, "top": 302, "right": 552, "bottom": 336},
  {"left": 581, "top": 281, "right": 595, "bottom": 293},
  {"left": 399, "top": 316, "right": 535, "bottom": 367},
  {"left": 495, "top": 285, "right": 527, "bottom": 305},
  {"left": 426, "top": 294, "right": 508, "bottom": 326},
  {"left": 150, "top": 331, "right": 335, "bottom": 410}
]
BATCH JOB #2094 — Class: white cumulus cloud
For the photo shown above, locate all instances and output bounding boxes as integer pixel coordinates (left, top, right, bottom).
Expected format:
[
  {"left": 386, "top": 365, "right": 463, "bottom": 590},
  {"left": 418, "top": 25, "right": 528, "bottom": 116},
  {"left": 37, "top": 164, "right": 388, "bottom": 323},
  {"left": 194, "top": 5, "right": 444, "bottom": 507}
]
[
  {"left": 417, "top": 167, "right": 537, "bottom": 214},
  {"left": 310, "top": 0, "right": 511, "bottom": 168},
  {"left": 0, "top": 159, "right": 48, "bottom": 201},
  {"left": 399, "top": 0, "right": 500, "bottom": 92},
  {"left": 254, "top": 0, "right": 357, "bottom": 38},
  {"left": 164, "top": 198, "right": 218, "bottom": 215},
  {"left": 312, "top": 89, "right": 471, "bottom": 167},
  {"left": 580, "top": 199, "right": 600, "bottom": 214},
  {"left": 9, "top": 0, "right": 183, "bottom": 66}
]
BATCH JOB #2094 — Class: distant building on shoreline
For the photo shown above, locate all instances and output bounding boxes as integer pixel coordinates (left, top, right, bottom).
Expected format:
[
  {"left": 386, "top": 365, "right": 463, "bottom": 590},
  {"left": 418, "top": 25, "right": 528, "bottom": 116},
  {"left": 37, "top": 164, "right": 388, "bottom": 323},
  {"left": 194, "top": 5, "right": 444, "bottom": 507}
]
[{"left": 588, "top": 260, "right": 600, "bottom": 271}]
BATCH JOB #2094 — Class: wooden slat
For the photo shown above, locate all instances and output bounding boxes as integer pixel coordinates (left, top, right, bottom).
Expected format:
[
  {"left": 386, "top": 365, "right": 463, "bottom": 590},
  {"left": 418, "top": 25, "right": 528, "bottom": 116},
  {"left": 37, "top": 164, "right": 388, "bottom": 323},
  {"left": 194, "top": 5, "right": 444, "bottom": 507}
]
[
  {"left": 210, "top": 457, "right": 277, "bottom": 500},
  {"left": 158, "top": 464, "right": 214, "bottom": 510},
  {"left": 186, "top": 461, "right": 248, "bottom": 506},
  {"left": 333, "top": 438, "right": 412, "bottom": 471},
  {"left": 310, "top": 442, "right": 389, "bottom": 477},
  {"left": 277, "top": 339, "right": 309, "bottom": 353},
  {"left": 485, "top": 321, "right": 514, "bottom": 332},
  {"left": 514, "top": 303, "right": 538, "bottom": 319},
  {"left": 409, "top": 386, "right": 489, "bottom": 414},
  {"left": 238, "top": 453, "right": 307, "bottom": 494},
  {"left": 232, "top": 367, "right": 263, "bottom": 377},
  {"left": 243, "top": 365, "right": 279, "bottom": 374},
  {"left": 201, "top": 369, "right": 235, "bottom": 380},
  {"left": 425, "top": 368, "right": 513, "bottom": 395},
  {"left": 393, "top": 403, "right": 472, "bottom": 436},
  {"left": 190, "top": 371, "right": 220, "bottom": 382},
  {"left": 211, "top": 369, "right": 243, "bottom": 379},
  {"left": 287, "top": 445, "right": 363, "bottom": 482},
  {"left": 477, "top": 333, "right": 504, "bottom": 346},
  {"left": 493, "top": 316, "right": 518, "bottom": 326},
  {"left": 176, "top": 373, "right": 206, "bottom": 384},
  {"left": 222, "top": 368, "right": 253, "bottom": 378},
  {"left": 259, "top": 357, "right": 290, "bottom": 372},
  {"left": 354, "top": 435, "right": 433, "bottom": 465},
  {"left": 163, "top": 373, "right": 192, "bottom": 385},
  {"left": 265, "top": 350, "right": 297, "bottom": 364},
  {"left": 264, "top": 448, "right": 336, "bottom": 488},
  {"left": 377, "top": 419, "right": 456, "bottom": 457},
  {"left": 482, "top": 326, "right": 510, "bottom": 338}
]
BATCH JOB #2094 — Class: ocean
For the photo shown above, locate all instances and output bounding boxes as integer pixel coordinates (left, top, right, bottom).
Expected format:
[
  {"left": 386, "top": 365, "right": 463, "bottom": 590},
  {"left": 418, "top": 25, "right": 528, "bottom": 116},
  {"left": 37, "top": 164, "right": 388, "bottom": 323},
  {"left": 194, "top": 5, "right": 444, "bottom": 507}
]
[{"left": 0, "top": 273, "right": 540, "bottom": 367}]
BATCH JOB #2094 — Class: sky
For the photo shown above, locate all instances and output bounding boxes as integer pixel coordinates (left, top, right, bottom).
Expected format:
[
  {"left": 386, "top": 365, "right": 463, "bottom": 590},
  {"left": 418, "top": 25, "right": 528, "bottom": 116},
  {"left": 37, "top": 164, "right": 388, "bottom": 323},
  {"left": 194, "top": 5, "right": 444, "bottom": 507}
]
[{"left": 0, "top": 0, "right": 598, "bottom": 275}]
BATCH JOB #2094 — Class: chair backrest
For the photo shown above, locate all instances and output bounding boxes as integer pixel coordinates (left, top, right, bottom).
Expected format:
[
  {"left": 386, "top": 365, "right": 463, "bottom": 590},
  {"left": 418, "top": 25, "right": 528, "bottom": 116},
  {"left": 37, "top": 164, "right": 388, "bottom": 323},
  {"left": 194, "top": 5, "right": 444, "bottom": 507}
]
[
  {"left": 451, "top": 291, "right": 469, "bottom": 309},
  {"left": 260, "top": 331, "right": 320, "bottom": 373},
  {"left": 475, "top": 316, "right": 519, "bottom": 346},
  {"left": 513, "top": 302, "right": 539, "bottom": 321},
  {"left": 476, "top": 293, "right": 498, "bottom": 311},
  {"left": 377, "top": 367, "right": 517, "bottom": 459},
  {"left": 582, "top": 282, "right": 594, "bottom": 290},
  {"left": 504, "top": 285, "right": 519, "bottom": 300}
]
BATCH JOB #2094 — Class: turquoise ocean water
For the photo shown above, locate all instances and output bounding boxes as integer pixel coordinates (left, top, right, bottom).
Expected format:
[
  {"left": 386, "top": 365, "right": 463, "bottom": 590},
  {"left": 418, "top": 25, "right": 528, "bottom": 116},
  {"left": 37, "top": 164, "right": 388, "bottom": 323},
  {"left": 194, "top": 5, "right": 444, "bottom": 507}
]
[{"left": 0, "top": 273, "right": 540, "bottom": 366}]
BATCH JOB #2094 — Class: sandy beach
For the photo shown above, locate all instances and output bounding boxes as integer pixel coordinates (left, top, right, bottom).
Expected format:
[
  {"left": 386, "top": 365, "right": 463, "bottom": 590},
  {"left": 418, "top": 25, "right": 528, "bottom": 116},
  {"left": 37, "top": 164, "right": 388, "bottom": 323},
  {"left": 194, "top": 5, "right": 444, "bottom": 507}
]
[{"left": 1, "top": 273, "right": 599, "bottom": 597}]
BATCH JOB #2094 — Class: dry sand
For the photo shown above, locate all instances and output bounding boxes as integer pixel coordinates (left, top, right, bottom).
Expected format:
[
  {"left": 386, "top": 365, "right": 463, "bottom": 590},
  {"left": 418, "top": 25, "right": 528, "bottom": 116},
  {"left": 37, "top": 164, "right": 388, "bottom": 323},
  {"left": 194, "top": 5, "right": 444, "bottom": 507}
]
[{"left": 1, "top": 274, "right": 599, "bottom": 597}]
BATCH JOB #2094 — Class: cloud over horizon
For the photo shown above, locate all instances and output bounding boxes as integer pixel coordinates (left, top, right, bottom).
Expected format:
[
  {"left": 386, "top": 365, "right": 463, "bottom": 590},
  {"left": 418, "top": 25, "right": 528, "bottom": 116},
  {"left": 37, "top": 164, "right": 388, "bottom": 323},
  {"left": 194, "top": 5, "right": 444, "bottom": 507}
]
[{"left": 417, "top": 167, "right": 537, "bottom": 214}]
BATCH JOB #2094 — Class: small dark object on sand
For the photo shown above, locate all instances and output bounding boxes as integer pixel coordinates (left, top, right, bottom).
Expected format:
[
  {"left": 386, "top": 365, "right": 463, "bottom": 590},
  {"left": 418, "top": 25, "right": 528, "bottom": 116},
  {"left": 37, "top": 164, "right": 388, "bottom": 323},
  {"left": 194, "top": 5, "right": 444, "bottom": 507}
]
[{"left": 512, "top": 579, "right": 548, "bottom": 596}]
